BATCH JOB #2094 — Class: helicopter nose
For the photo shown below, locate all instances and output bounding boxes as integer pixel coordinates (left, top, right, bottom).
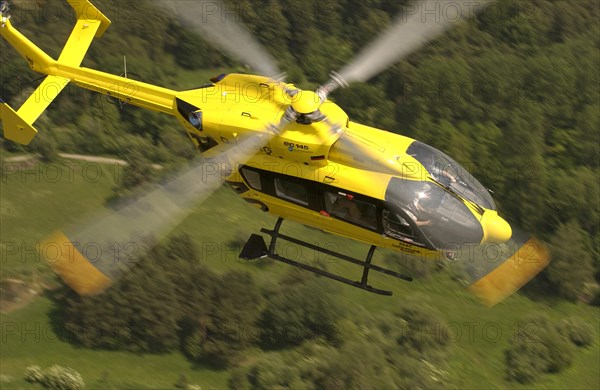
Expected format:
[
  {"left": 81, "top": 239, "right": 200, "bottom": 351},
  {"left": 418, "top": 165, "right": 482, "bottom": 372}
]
[{"left": 481, "top": 210, "right": 512, "bottom": 243}]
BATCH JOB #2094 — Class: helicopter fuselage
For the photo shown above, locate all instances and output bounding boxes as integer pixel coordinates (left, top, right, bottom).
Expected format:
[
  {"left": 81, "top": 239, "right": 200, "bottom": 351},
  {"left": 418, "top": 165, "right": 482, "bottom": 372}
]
[
  {"left": 174, "top": 73, "right": 510, "bottom": 259},
  {"left": 3, "top": 0, "right": 545, "bottom": 303}
]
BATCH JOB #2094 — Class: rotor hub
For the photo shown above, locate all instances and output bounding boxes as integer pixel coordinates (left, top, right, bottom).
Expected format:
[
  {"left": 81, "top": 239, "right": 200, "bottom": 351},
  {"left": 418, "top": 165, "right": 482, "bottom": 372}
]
[{"left": 290, "top": 90, "right": 321, "bottom": 114}]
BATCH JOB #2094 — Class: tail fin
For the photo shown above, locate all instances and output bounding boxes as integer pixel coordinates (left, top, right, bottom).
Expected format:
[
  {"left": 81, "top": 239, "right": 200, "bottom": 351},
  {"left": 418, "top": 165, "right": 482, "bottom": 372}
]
[
  {"left": 0, "top": 0, "right": 111, "bottom": 144},
  {"left": 58, "top": 0, "right": 111, "bottom": 67}
]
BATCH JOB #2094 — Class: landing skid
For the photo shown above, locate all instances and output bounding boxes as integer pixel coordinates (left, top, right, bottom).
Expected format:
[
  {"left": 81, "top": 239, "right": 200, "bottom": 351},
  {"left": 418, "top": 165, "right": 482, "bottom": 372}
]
[{"left": 239, "top": 218, "right": 412, "bottom": 296}]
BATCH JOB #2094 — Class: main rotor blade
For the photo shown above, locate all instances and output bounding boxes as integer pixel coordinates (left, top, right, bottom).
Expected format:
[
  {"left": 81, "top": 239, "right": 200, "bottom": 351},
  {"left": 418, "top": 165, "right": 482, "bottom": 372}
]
[
  {"left": 155, "top": 0, "right": 280, "bottom": 77},
  {"left": 330, "top": 0, "right": 489, "bottom": 90},
  {"left": 42, "top": 132, "right": 270, "bottom": 295},
  {"left": 459, "top": 227, "right": 550, "bottom": 306}
]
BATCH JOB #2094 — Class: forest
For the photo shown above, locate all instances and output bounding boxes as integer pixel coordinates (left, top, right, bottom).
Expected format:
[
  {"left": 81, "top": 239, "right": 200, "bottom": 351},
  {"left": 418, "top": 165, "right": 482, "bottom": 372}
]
[{"left": 0, "top": 0, "right": 598, "bottom": 389}]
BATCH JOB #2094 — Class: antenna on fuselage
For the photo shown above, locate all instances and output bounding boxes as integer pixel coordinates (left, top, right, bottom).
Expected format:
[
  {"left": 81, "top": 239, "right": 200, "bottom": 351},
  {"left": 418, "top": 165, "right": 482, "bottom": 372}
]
[{"left": 107, "top": 55, "right": 141, "bottom": 109}]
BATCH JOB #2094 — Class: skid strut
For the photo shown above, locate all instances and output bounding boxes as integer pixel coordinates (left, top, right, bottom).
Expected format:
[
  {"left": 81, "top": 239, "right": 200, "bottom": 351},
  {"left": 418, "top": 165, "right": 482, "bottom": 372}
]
[{"left": 240, "top": 218, "right": 412, "bottom": 296}]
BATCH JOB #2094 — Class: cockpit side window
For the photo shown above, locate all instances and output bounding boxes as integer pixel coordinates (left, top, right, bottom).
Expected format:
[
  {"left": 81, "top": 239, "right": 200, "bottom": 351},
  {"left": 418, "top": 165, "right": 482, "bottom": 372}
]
[
  {"left": 382, "top": 208, "right": 424, "bottom": 245},
  {"left": 385, "top": 178, "right": 484, "bottom": 250}
]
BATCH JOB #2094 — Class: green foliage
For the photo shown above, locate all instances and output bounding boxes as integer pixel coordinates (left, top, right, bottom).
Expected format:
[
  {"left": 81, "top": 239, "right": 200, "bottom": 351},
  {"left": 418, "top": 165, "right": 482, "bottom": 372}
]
[
  {"left": 231, "top": 298, "right": 453, "bottom": 389},
  {"left": 556, "top": 317, "right": 595, "bottom": 347},
  {"left": 54, "top": 234, "right": 215, "bottom": 354},
  {"left": 43, "top": 365, "right": 85, "bottom": 390},
  {"left": 394, "top": 298, "right": 452, "bottom": 354},
  {"left": 259, "top": 277, "right": 341, "bottom": 348},
  {"left": 505, "top": 314, "right": 576, "bottom": 384},
  {"left": 28, "top": 129, "right": 60, "bottom": 163},
  {"left": 53, "top": 232, "right": 264, "bottom": 367},
  {"left": 110, "top": 144, "right": 157, "bottom": 199},
  {"left": 174, "top": 374, "right": 188, "bottom": 389},
  {"left": 547, "top": 220, "right": 596, "bottom": 301},
  {"left": 319, "top": 323, "right": 449, "bottom": 390},
  {"left": 546, "top": 168, "right": 600, "bottom": 232},
  {"left": 497, "top": 103, "right": 548, "bottom": 231},
  {"left": 166, "top": 24, "right": 227, "bottom": 70},
  {"left": 233, "top": 353, "right": 308, "bottom": 390},
  {"left": 56, "top": 251, "right": 182, "bottom": 353},
  {"left": 384, "top": 251, "right": 439, "bottom": 279},
  {"left": 505, "top": 341, "right": 547, "bottom": 384},
  {"left": 183, "top": 270, "right": 264, "bottom": 367},
  {"left": 332, "top": 83, "right": 396, "bottom": 130}
]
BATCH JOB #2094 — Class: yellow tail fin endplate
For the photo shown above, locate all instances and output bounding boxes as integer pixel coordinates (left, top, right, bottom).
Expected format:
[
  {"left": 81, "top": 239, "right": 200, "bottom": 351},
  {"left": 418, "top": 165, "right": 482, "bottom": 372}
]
[
  {"left": 0, "top": 102, "right": 38, "bottom": 145},
  {"left": 0, "top": 75, "right": 70, "bottom": 145}
]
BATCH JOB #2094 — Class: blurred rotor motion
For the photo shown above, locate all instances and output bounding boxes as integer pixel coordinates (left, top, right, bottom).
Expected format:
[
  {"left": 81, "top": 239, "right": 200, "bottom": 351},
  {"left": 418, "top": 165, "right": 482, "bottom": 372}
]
[
  {"left": 155, "top": 0, "right": 281, "bottom": 78},
  {"left": 312, "top": 0, "right": 491, "bottom": 153},
  {"left": 42, "top": 134, "right": 268, "bottom": 295},
  {"left": 455, "top": 227, "right": 550, "bottom": 306},
  {"left": 318, "top": 0, "right": 492, "bottom": 99}
]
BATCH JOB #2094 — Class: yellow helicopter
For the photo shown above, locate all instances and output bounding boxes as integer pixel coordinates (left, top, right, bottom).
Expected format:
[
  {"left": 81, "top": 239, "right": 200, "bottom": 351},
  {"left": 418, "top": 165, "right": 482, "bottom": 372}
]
[{"left": 0, "top": 0, "right": 548, "bottom": 304}]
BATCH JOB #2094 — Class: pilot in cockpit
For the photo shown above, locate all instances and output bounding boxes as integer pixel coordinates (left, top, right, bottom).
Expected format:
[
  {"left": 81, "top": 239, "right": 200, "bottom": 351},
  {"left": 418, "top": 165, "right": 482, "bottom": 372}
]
[
  {"left": 404, "top": 187, "right": 438, "bottom": 227},
  {"left": 422, "top": 154, "right": 456, "bottom": 187}
]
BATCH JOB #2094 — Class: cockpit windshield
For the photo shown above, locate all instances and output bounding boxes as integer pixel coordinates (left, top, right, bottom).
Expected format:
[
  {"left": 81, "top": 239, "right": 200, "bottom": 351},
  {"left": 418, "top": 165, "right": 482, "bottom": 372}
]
[
  {"left": 385, "top": 178, "right": 484, "bottom": 250},
  {"left": 406, "top": 141, "right": 496, "bottom": 210}
]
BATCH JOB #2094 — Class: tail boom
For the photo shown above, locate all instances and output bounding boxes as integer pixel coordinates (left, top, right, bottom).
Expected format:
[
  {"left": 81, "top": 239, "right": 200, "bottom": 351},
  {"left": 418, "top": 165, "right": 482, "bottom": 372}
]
[
  {"left": 0, "top": 0, "right": 177, "bottom": 144},
  {"left": 1, "top": 18, "right": 54, "bottom": 74},
  {"left": 55, "top": 64, "right": 177, "bottom": 115}
]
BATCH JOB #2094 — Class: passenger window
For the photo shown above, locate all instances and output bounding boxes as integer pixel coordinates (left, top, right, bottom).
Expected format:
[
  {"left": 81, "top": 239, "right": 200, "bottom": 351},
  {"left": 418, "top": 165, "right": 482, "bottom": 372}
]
[
  {"left": 275, "top": 178, "right": 309, "bottom": 206},
  {"left": 241, "top": 168, "right": 261, "bottom": 190},
  {"left": 324, "top": 192, "right": 377, "bottom": 229}
]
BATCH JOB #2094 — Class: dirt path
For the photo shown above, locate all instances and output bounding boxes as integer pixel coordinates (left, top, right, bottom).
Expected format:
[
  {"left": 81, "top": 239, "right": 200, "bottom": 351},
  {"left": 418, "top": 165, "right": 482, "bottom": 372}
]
[
  {"left": 0, "top": 279, "right": 38, "bottom": 314},
  {"left": 4, "top": 153, "right": 162, "bottom": 169}
]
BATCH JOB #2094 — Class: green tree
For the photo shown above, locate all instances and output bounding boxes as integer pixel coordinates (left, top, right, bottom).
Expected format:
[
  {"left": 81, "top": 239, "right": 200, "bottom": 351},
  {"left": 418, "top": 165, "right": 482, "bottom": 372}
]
[
  {"left": 332, "top": 83, "right": 396, "bottom": 130},
  {"left": 259, "top": 277, "right": 341, "bottom": 348},
  {"left": 55, "top": 243, "right": 184, "bottom": 353},
  {"left": 506, "top": 314, "right": 576, "bottom": 383},
  {"left": 547, "top": 220, "right": 596, "bottom": 301},
  {"left": 111, "top": 144, "right": 156, "bottom": 199},
  {"left": 498, "top": 103, "right": 547, "bottom": 231},
  {"left": 231, "top": 301, "right": 453, "bottom": 390},
  {"left": 546, "top": 168, "right": 600, "bottom": 234},
  {"left": 184, "top": 271, "right": 263, "bottom": 367},
  {"left": 29, "top": 128, "right": 60, "bottom": 163},
  {"left": 556, "top": 317, "right": 595, "bottom": 347},
  {"left": 395, "top": 298, "right": 451, "bottom": 353}
]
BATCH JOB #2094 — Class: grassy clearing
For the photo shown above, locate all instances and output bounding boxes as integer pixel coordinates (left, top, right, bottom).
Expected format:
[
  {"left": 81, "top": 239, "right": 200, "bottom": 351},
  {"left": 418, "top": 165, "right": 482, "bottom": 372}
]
[
  {"left": 0, "top": 297, "right": 229, "bottom": 389},
  {"left": 0, "top": 162, "right": 116, "bottom": 279},
  {"left": 1, "top": 162, "right": 599, "bottom": 389}
]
